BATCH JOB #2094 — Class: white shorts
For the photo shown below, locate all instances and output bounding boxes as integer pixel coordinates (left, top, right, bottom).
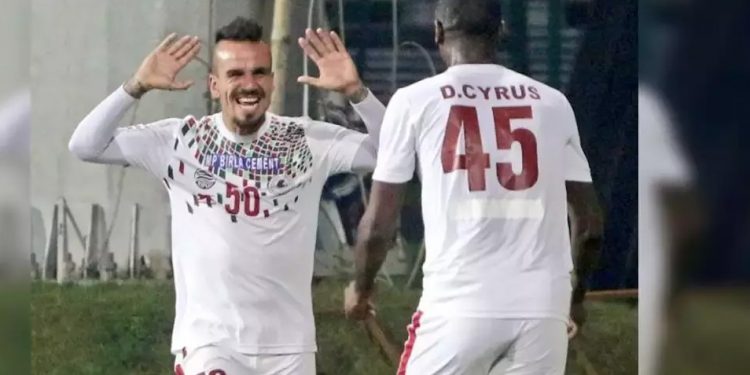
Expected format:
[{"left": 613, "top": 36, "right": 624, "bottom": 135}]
[
  {"left": 173, "top": 345, "right": 315, "bottom": 375},
  {"left": 397, "top": 311, "right": 568, "bottom": 375}
]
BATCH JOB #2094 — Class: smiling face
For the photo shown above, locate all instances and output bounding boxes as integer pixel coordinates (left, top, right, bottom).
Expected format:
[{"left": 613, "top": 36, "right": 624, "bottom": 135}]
[{"left": 209, "top": 40, "right": 274, "bottom": 135}]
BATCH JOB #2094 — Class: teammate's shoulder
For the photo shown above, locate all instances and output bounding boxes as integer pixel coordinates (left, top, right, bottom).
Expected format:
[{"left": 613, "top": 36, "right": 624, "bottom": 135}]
[{"left": 396, "top": 74, "right": 449, "bottom": 99}]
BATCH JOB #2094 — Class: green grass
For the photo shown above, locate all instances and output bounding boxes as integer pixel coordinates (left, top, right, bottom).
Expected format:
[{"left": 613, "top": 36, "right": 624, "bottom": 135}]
[
  {"left": 31, "top": 281, "right": 173, "bottom": 375},
  {"left": 32, "top": 280, "right": 635, "bottom": 374},
  {"left": 0, "top": 285, "right": 31, "bottom": 374}
]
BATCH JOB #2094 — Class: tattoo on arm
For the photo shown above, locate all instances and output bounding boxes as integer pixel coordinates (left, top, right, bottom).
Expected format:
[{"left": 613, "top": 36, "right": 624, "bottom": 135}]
[
  {"left": 346, "top": 83, "right": 369, "bottom": 104},
  {"left": 566, "top": 181, "right": 604, "bottom": 304},
  {"left": 353, "top": 181, "right": 406, "bottom": 296},
  {"left": 123, "top": 77, "right": 149, "bottom": 99}
]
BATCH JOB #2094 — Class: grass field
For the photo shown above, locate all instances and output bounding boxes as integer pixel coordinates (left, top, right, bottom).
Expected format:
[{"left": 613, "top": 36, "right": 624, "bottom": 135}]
[{"left": 31, "top": 279, "right": 636, "bottom": 374}]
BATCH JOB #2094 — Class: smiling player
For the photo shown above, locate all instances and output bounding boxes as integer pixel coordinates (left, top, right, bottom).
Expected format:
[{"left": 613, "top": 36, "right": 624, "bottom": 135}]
[{"left": 69, "top": 17, "right": 386, "bottom": 375}]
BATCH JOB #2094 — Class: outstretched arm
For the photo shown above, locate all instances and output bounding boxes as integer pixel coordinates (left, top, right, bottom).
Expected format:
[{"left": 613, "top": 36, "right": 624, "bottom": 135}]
[
  {"left": 69, "top": 33, "right": 201, "bottom": 167},
  {"left": 68, "top": 86, "right": 141, "bottom": 164},
  {"left": 297, "top": 28, "right": 386, "bottom": 173}
]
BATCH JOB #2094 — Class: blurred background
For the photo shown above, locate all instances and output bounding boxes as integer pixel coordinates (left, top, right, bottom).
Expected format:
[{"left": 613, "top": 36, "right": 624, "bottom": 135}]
[
  {"left": 640, "top": 0, "right": 750, "bottom": 374},
  {"left": 0, "top": 0, "right": 30, "bottom": 374}
]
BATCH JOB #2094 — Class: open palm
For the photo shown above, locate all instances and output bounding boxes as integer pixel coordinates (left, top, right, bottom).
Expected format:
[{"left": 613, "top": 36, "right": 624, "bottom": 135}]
[
  {"left": 297, "top": 29, "right": 361, "bottom": 95},
  {"left": 135, "top": 33, "right": 201, "bottom": 91}
]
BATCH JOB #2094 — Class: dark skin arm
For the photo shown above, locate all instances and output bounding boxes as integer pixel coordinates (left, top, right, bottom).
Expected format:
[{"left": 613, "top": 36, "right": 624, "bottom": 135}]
[
  {"left": 345, "top": 181, "right": 407, "bottom": 320},
  {"left": 567, "top": 181, "right": 605, "bottom": 328},
  {"left": 345, "top": 180, "right": 604, "bottom": 323}
]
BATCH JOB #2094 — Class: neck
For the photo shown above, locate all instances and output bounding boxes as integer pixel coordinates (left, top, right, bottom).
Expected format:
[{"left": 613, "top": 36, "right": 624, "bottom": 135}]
[
  {"left": 443, "top": 38, "right": 497, "bottom": 66},
  {"left": 222, "top": 112, "right": 265, "bottom": 136}
]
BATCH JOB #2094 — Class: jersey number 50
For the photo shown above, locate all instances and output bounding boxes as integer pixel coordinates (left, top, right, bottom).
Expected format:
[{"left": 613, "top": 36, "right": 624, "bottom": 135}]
[
  {"left": 441, "top": 105, "right": 538, "bottom": 192},
  {"left": 225, "top": 183, "right": 261, "bottom": 217}
]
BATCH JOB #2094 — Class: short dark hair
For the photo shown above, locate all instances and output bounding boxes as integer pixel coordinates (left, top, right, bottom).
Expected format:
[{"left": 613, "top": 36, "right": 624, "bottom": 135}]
[
  {"left": 435, "top": 0, "right": 503, "bottom": 38},
  {"left": 215, "top": 17, "right": 264, "bottom": 44}
]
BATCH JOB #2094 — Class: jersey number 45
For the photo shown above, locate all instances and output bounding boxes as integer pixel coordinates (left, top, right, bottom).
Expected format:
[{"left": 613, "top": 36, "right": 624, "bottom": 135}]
[{"left": 442, "top": 105, "right": 538, "bottom": 192}]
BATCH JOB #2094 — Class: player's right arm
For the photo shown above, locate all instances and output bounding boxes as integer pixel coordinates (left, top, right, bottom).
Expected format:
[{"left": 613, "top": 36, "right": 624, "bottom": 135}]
[
  {"left": 69, "top": 33, "right": 201, "bottom": 169},
  {"left": 558, "top": 93, "right": 604, "bottom": 329},
  {"left": 345, "top": 89, "right": 415, "bottom": 320}
]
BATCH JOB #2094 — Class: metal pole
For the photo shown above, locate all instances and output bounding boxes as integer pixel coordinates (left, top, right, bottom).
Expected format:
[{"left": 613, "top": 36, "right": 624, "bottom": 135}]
[
  {"left": 303, "top": 0, "right": 316, "bottom": 117},
  {"left": 271, "top": 0, "right": 293, "bottom": 115},
  {"left": 548, "top": 0, "right": 563, "bottom": 88},
  {"left": 390, "top": 0, "right": 399, "bottom": 94},
  {"left": 129, "top": 204, "right": 140, "bottom": 279},
  {"left": 337, "top": 0, "right": 345, "bottom": 43},
  {"left": 56, "top": 199, "right": 68, "bottom": 283},
  {"left": 43, "top": 203, "right": 59, "bottom": 280}
]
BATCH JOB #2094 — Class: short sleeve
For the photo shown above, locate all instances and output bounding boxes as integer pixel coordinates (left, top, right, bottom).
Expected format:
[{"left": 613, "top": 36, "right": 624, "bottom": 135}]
[
  {"left": 559, "top": 96, "right": 592, "bottom": 182},
  {"left": 372, "top": 89, "right": 416, "bottom": 183}
]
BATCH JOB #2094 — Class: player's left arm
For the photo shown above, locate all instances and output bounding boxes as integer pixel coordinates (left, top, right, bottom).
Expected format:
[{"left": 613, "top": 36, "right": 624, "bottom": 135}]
[
  {"left": 567, "top": 181, "right": 604, "bottom": 327},
  {"left": 560, "top": 94, "right": 604, "bottom": 328},
  {"left": 297, "top": 28, "right": 386, "bottom": 174}
]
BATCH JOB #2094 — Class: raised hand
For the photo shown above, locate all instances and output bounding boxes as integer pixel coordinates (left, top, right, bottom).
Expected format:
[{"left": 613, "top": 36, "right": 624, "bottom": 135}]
[
  {"left": 124, "top": 33, "right": 202, "bottom": 98},
  {"left": 297, "top": 28, "right": 367, "bottom": 102}
]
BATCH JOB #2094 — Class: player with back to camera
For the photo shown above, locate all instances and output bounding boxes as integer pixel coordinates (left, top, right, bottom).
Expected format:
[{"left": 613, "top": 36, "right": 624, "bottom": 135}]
[{"left": 344, "top": 1, "right": 604, "bottom": 374}]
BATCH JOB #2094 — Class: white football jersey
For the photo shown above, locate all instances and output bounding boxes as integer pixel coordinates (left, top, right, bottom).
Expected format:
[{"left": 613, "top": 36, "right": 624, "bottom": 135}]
[
  {"left": 373, "top": 64, "right": 592, "bottom": 321},
  {"left": 113, "top": 98, "right": 379, "bottom": 354}
]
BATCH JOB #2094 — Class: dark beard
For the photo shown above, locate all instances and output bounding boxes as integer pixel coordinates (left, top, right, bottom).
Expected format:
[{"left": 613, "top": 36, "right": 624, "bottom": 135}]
[{"left": 235, "top": 113, "right": 265, "bottom": 135}]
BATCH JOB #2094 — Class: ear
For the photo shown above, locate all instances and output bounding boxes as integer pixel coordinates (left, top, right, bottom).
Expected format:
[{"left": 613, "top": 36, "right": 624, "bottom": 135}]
[
  {"left": 209, "top": 73, "right": 220, "bottom": 99},
  {"left": 434, "top": 20, "right": 444, "bottom": 46},
  {"left": 269, "top": 71, "right": 275, "bottom": 93}
]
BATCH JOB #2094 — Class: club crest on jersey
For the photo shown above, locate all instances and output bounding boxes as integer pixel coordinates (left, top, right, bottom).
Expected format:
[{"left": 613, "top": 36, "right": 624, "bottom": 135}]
[
  {"left": 205, "top": 153, "right": 283, "bottom": 174},
  {"left": 194, "top": 169, "right": 216, "bottom": 190},
  {"left": 268, "top": 174, "right": 295, "bottom": 196}
]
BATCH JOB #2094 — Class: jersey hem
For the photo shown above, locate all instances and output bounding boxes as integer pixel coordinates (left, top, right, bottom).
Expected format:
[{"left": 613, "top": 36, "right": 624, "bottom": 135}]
[
  {"left": 415, "top": 310, "right": 569, "bottom": 323},
  {"left": 565, "top": 174, "right": 593, "bottom": 182},
  {"left": 372, "top": 172, "right": 412, "bottom": 184}
]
